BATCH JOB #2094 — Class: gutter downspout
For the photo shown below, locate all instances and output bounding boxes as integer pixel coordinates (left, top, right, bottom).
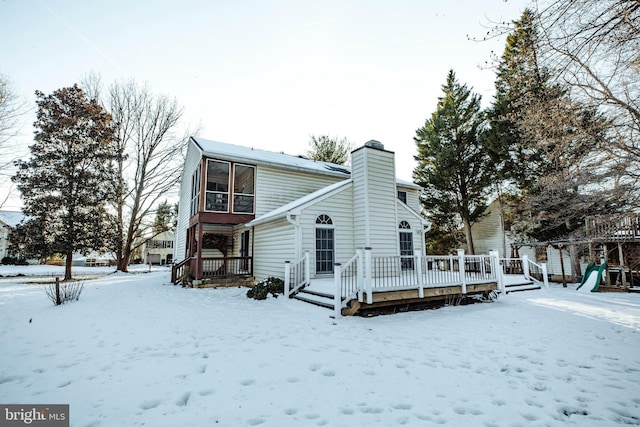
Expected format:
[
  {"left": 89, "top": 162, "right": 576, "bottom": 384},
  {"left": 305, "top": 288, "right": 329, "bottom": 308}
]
[{"left": 286, "top": 213, "right": 301, "bottom": 262}]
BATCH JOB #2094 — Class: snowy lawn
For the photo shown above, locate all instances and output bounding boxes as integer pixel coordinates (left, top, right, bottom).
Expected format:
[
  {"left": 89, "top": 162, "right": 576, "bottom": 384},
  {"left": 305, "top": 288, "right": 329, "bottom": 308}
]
[{"left": 1, "top": 266, "right": 639, "bottom": 426}]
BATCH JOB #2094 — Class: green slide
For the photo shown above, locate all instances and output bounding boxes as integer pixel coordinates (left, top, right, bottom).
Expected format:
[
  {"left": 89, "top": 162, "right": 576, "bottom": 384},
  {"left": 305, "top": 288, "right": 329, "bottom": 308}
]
[{"left": 576, "top": 263, "right": 607, "bottom": 292}]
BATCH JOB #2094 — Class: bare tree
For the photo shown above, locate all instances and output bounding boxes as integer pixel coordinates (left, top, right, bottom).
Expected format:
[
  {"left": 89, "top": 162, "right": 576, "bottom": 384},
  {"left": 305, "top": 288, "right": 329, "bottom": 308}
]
[
  {"left": 109, "top": 80, "right": 192, "bottom": 271},
  {"left": 0, "top": 73, "right": 28, "bottom": 207},
  {"left": 81, "top": 77, "right": 194, "bottom": 271},
  {"left": 534, "top": 0, "right": 640, "bottom": 202}
]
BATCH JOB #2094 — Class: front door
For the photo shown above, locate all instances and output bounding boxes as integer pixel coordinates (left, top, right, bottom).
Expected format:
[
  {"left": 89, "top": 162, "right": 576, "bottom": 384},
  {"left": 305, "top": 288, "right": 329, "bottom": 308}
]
[
  {"left": 240, "top": 230, "right": 250, "bottom": 271},
  {"left": 315, "top": 228, "right": 334, "bottom": 274}
]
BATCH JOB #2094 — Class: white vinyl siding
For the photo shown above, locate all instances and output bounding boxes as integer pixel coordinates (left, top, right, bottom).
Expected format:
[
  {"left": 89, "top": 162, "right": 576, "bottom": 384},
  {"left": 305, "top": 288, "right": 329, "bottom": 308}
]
[
  {"left": 298, "top": 186, "right": 355, "bottom": 277},
  {"left": 545, "top": 246, "right": 575, "bottom": 276},
  {"left": 398, "top": 186, "right": 421, "bottom": 213},
  {"left": 252, "top": 218, "right": 295, "bottom": 281},
  {"left": 471, "top": 201, "right": 508, "bottom": 256},
  {"left": 175, "top": 143, "right": 203, "bottom": 262},
  {"left": 351, "top": 146, "right": 398, "bottom": 257},
  {"left": 255, "top": 166, "right": 343, "bottom": 217}
]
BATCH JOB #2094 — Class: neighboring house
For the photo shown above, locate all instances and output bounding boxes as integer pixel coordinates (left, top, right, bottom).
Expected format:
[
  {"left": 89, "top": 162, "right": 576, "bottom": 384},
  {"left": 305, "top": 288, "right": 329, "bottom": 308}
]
[
  {"left": 174, "top": 138, "right": 430, "bottom": 283},
  {"left": 471, "top": 199, "right": 586, "bottom": 278},
  {"left": 143, "top": 231, "right": 175, "bottom": 265},
  {"left": 71, "top": 252, "right": 114, "bottom": 267},
  {"left": 0, "top": 210, "right": 27, "bottom": 261}
]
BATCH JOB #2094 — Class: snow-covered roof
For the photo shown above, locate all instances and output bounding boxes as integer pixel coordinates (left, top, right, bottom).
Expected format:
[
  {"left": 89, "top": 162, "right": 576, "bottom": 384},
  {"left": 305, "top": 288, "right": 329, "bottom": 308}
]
[
  {"left": 247, "top": 180, "right": 353, "bottom": 227},
  {"left": 192, "top": 137, "right": 351, "bottom": 178},
  {"left": 0, "top": 211, "right": 25, "bottom": 228},
  {"left": 191, "top": 137, "right": 421, "bottom": 189}
]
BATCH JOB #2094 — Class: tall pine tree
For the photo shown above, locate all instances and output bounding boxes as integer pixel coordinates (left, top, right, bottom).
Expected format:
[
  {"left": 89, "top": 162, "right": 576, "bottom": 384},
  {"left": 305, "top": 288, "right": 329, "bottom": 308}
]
[
  {"left": 485, "top": 10, "right": 619, "bottom": 243},
  {"left": 13, "top": 85, "right": 118, "bottom": 280},
  {"left": 414, "top": 70, "right": 491, "bottom": 254}
]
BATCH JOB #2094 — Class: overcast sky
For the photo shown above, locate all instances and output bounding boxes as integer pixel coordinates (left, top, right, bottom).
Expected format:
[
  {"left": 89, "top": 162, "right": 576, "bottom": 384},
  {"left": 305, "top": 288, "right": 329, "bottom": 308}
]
[{"left": 1, "top": 0, "right": 531, "bottom": 209}]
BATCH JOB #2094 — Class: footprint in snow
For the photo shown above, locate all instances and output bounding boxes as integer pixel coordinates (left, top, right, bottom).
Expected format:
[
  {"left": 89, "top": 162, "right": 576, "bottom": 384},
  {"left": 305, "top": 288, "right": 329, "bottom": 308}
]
[
  {"left": 321, "top": 370, "right": 335, "bottom": 377},
  {"left": 240, "top": 379, "right": 256, "bottom": 386},
  {"left": 139, "top": 399, "right": 161, "bottom": 410},
  {"left": 284, "top": 408, "right": 297, "bottom": 415},
  {"left": 176, "top": 392, "right": 190, "bottom": 406},
  {"left": 391, "top": 403, "right": 412, "bottom": 410},
  {"left": 247, "top": 418, "right": 265, "bottom": 425}
]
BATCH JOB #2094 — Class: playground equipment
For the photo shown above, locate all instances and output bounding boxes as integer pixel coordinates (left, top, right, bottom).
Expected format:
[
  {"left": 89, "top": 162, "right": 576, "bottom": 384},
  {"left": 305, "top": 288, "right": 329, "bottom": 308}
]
[{"left": 576, "top": 263, "right": 607, "bottom": 292}]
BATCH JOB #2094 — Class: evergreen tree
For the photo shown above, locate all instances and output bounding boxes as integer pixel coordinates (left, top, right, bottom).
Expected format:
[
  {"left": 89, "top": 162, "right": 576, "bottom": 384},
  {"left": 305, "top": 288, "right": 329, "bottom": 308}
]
[
  {"left": 414, "top": 70, "right": 492, "bottom": 254},
  {"left": 13, "top": 85, "right": 118, "bottom": 280},
  {"left": 485, "top": 10, "right": 621, "bottom": 243},
  {"left": 306, "top": 134, "right": 353, "bottom": 165},
  {"left": 153, "top": 200, "right": 178, "bottom": 233},
  {"left": 484, "top": 9, "right": 551, "bottom": 191}
]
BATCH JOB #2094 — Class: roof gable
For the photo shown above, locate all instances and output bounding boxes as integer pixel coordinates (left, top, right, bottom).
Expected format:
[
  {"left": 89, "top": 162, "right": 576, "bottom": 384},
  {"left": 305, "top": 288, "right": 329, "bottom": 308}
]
[
  {"left": 247, "top": 179, "right": 352, "bottom": 227},
  {"left": 0, "top": 211, "right": 25, "bottom": 228}
]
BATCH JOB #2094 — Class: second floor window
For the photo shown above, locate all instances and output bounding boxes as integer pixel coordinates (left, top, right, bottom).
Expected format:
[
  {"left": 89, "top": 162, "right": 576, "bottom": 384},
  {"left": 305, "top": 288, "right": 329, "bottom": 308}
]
[
  {"left": 397, "top": 191, "right": 407, "bottom": 204},
  {"left": 206, "top": 160, "right": 230, "bottom": 212},
  {"left": 204, "top": 159, "right": 255, "bottom": 214},
  {"left": 233, "top": 164, "right": 255, "bottom": 213}
]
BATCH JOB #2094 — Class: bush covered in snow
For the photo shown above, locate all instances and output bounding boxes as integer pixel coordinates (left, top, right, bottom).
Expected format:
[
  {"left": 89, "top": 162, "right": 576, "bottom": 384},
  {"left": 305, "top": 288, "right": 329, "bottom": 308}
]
[{"left": 246, "top": 277, "right": 284, "bottom": 300}]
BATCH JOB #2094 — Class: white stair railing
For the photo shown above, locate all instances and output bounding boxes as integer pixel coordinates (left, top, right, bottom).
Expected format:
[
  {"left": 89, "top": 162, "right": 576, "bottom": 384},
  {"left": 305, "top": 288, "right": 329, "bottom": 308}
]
[{"left": 284, "top": 252, "right": 310, "bottom": 297}]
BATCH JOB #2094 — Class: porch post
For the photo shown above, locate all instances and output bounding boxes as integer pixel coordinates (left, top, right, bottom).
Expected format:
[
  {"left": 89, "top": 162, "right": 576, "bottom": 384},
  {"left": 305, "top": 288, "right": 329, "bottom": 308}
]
[
  {"left": 416, "top": 250, "right": 424, "bottom": 298},
  {"left": 541, "top": 262, "right": 549, "bottom": 289},
  {"left": 284, "top": 261, "right": 291, "bottom": 298},
  {"left": 365, "top": 247, "right": 373, "bottom": 304},
  {"left": 304, "top": 251, "right": 310, "bottom": 285},
  {"left": 489, "top": 250, "right": 504, "bottom": 293},
  {"left": 197, "top": 222, "right": 204, "bottom": 280},
  {"left": 457, "top": 249, "right": 467, "bottom": 294},
  {"left": 522, "top": 254, "right": 530, "bottom": 280},
  {"left": 334, "top": 263, "right": 342, "bottom": 318}
]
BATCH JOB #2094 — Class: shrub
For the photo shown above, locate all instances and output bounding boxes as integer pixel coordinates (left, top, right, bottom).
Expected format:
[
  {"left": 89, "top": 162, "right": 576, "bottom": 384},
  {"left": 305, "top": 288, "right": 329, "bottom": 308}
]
[
  {"left": 246, "top": 277, "right": 285, "bottom": 300},
  {"left": 45, "top": 279, "right": 84, "bottom": 306}
]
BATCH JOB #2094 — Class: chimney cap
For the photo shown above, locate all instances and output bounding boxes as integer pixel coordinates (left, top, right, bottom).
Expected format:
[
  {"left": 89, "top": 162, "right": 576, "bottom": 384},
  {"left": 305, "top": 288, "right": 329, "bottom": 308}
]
[{"left": 364, "top": 140, "right": 384, "bottom": 150}]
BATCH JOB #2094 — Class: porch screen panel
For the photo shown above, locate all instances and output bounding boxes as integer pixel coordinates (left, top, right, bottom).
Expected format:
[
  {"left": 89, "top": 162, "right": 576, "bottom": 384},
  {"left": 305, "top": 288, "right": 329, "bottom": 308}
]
[
  {"left": 315, "top": 228, "right": 334, "bottom": 274},
  {"left": 233, "top": 164, "right": 255, "bottom": 214},
  {"left": 205, "top": 160, "right": 230, "bottom": 212}
]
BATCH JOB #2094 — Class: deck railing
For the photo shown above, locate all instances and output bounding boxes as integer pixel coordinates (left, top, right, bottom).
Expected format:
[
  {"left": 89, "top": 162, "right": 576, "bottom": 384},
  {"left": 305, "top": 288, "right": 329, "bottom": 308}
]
[
  {"left": 498, "top": 256, "right": 548, "bottom": 289},
  {"left": 586, "top": 214, "right": 640, "bottom": 241},
  {"left": 200, "top": 256, "right": 253, "bottom": 279},
  {"left": 284, "top": 253, "right": 310, "bottom": 297},
  {"left": 333, "top": 249, "right": 499, "bottom": 317},
  {"left": 171, "top": 257, "right": 192, "bottom": 285}
]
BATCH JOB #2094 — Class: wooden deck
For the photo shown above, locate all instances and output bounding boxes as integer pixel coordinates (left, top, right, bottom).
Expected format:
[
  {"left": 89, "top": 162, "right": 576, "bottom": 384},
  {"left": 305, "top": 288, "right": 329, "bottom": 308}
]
[{"left": 299, "top": 277, "right": 498, "bottom": 316}]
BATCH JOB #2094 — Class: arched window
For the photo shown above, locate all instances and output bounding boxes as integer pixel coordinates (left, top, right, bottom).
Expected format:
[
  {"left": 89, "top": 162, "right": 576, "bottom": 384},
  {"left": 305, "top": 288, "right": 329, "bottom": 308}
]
[
  {"left": 399, "top": 221, "right": 414, "bottom": 270},
  {"left": 316, "top": 214, "right": 333, "bottom": 225},
  {"left": 315, "top": 214, "right": 334, "bottom": 273}
]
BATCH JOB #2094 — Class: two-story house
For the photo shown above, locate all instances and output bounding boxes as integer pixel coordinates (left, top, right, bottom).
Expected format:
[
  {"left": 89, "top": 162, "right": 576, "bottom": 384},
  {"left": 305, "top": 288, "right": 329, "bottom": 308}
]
[{"left": 173, "top": 138, "right": 428, "bottom": 283}]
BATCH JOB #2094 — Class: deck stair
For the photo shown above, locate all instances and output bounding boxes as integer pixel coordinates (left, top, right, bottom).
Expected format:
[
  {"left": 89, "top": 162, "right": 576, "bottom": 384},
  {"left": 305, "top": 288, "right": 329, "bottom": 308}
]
[
  {"left": 502, "top": 273, "right": 542, "bottom": 294},
  {"left": 293, "top": 287, "right": 333, "bottom": 309},
  {"left": 504, "top": 280, "right": 541, "bottom": 293}
]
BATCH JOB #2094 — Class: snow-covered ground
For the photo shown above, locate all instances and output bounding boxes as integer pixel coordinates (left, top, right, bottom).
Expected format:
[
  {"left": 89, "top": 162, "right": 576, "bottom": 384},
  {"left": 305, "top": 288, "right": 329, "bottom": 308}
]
[{"left": 1, "top": 266, "right": 639, "bottom": 426}]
